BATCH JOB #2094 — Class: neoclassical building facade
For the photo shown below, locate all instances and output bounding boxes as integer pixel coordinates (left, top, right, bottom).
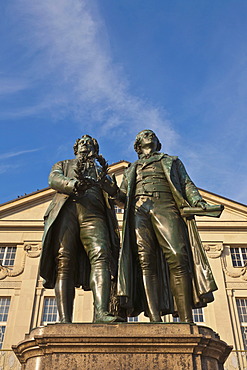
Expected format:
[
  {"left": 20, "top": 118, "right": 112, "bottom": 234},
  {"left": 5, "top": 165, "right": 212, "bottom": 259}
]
[{"left": 0, "top": 161, "right": 246, "bottom": 369}]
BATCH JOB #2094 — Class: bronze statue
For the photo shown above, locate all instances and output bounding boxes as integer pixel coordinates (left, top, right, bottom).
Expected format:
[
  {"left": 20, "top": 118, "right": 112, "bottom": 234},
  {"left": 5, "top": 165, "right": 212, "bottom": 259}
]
[
  {"left": 40, "top": 135, "right": 123, "bottom": 323},
  {"left": 109, "top": 129, "right": 222, "bottom": 323}
]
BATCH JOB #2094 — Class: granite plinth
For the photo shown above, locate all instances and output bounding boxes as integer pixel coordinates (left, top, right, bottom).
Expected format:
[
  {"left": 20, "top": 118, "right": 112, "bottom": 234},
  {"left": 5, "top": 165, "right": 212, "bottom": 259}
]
[{"left": 12, "top": 323, "right": 232, "bottom": 370}]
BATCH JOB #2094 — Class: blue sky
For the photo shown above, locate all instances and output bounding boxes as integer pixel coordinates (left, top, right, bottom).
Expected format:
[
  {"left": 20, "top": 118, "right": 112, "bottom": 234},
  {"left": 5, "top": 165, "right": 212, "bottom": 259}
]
[{"left": 1, "top": 0, "right": 247, "bottom": 205}]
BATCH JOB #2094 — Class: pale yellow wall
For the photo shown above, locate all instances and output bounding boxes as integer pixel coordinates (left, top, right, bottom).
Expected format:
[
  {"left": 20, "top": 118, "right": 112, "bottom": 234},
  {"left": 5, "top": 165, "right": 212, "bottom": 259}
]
[{"left": 0, "top": 162, "right": 246, "bottom": 369}]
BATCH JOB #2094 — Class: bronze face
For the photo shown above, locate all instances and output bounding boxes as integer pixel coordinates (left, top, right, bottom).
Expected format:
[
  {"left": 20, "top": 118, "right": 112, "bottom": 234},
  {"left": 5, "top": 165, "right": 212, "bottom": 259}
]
[
  {"left": 138, "top": 130, "right": 159, "bottom": 153},
  {"left": 77, "top": 136, "right": 95, "bottom": 157}
]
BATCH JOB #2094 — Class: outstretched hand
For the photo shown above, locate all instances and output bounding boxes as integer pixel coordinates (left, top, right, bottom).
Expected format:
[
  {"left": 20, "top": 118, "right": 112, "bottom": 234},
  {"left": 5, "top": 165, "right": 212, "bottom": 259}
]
[{"left": 195, "top": 200, "right": 208, "bottom": 210}]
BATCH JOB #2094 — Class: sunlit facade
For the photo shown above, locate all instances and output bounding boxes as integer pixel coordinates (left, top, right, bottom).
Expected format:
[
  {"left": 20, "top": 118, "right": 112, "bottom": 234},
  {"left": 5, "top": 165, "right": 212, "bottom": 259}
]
[{"left": 0, "top": 160, "right": 246, "bottom": 369}]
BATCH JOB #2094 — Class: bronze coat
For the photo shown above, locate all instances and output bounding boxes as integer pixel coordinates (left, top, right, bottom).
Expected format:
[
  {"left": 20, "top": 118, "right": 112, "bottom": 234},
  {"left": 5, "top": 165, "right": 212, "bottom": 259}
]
[
  {"left": 117, "top": 154, "right": 217, "bottom": 316},
  {"left": 40, "top": 159, "right": 120, "bottom": 290}
]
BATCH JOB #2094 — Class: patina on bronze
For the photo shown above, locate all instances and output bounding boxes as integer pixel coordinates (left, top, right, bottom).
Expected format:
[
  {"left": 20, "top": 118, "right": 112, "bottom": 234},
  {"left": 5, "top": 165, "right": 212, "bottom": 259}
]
[
  {"left": 40, "top": 135, "right": 123, "bottom": 324},
  {"left": 110, "top": 129, "right": 222, "bottom": 323}
]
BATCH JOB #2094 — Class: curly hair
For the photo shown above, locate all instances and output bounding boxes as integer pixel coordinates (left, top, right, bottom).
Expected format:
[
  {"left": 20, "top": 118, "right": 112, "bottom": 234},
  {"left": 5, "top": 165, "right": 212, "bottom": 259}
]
[
  {"left": 73, "top": 135, "right": 99, "bottom": 156},
  {"left": 134, "top": 130, "right": 161, "bottom": 156}
]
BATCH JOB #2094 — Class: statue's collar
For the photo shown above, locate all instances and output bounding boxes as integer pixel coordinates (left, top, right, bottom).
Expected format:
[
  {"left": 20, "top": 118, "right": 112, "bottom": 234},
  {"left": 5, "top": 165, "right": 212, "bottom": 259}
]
[
  {"left": 137, "top": 152, "right": 165, "bottom": 168},
  {"left": 75, "top": 155, "right": 95, "bottom": 163},
  {"left": 139, "top": 151, "right": 161, "bottom": 159}
]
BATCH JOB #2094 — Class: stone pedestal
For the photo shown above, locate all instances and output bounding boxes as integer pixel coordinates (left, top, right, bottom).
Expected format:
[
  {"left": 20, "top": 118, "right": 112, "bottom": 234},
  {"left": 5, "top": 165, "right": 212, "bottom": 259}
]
[{"left": 12, "top": 323, "right": 232, "bottom": 370}]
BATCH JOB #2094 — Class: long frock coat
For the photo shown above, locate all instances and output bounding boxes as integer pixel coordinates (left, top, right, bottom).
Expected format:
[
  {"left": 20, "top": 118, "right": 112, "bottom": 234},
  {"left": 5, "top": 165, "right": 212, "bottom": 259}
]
[
  {"left": 40, "top": 159, "right": 120, "bottom": 291},
  {"left": 117, "top": 153, "right": 218, "bottom": 317}
]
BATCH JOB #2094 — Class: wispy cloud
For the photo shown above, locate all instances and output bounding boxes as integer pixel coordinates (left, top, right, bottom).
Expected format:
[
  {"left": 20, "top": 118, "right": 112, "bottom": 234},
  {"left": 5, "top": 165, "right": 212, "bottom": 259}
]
[
  {"left": 0, "top": 164, "right": 20, "bottom": 174},
  {"left": 6, "top": 0, "right": 177, "bottom": 151},
  {"left": 0, "top": 77, "right": 30, "bottom": 95},
  {"left": 1, "top": 1, "right": 246, "bottom": 205},
  {"left": 0, "top": 148, "right": 41, "bottom": 160},
  {"left": 0, "top": 99, "right": 64, "bottom": 120}
]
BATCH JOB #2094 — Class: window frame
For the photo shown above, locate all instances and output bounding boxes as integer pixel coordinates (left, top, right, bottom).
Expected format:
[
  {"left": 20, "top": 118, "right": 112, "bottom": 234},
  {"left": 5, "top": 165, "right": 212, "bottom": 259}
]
[
  {"left": 0, "top": 245, "right": 17, "bottom": 267},
  {"left": 127, "top": 316, "right": 138, "bottom": 322},
  {"left": 236, "top": 298, "right": 247, "bottom": 350},
  {"left": 173, "top": 308, "right": 204, "bottom": 323},
  {"left": 114, "top": 205, "right": 124, "bottom": 214},
  {"left": 230, "top": 247, "right": 247, "bottom": 267},
  {"left": 41, "top": 297, "right": 59, "bottom": 325},
  {"left": 0, "top": 297, "right": 11, "bottom": 349}
]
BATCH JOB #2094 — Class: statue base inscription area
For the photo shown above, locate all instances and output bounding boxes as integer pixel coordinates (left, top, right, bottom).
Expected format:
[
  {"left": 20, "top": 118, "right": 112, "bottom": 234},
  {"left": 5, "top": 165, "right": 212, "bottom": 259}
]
[{"left": 13, "top": 323, "right": 231, "bottom": 370}]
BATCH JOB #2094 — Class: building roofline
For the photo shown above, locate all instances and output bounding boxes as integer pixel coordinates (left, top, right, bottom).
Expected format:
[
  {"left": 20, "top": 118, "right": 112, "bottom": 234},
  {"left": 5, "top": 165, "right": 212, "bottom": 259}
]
[
  {"left": 0, "top": 187, "right": 52, "bottom": 207},
  {"left": 0, "top": 163, "right": 246, "bottom": 209},
  {"left": 109, "top": 160, "right": 130, "bottom": 167},
  {"left": 0, "top": 160, "right": 131, "bottom": 207},
  {"left": 198, "top": 187, "right": 247, "bottom": 208}
]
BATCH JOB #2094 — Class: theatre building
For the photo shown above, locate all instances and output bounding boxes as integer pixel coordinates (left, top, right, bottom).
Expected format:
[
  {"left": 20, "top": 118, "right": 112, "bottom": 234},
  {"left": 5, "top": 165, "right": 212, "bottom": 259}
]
[{"left": 0, "top": 161, "right": 246, "bottom": 369}]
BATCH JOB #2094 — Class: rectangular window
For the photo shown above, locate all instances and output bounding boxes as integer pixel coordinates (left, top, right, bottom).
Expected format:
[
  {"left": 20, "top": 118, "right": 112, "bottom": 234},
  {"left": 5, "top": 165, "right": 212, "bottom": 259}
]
[
  {"left": 173, "top": 308, "right": 204, "bottom": 323},
  {"left": 0, "top": 327, "right": 5, "bottom": 350},
  {"left": 128, "top": 316, "right": 138, "bottom": 322},
  {"left": 114, "top": 205, "right": 124, "bottom": 214},
  {"left": 236, "top": 298, "right": 247, "bottom": 349},
  {"left": 230, "top": 247, "right": 247, "bottom": 267},
  {"left": 42, "top": 297, "right": 59, "bottom": 324},
  {"left": 0, "top": 297, "right": 11, "bottom": 349},
  {"left": 192, "top": 308, "right": 204, "bottom": 323},
  {"left": 0, "top": 246, "right": 17, "bottom": 266},
  {"left": 0, "top": 297, "right": 10, "bottom": 322}
]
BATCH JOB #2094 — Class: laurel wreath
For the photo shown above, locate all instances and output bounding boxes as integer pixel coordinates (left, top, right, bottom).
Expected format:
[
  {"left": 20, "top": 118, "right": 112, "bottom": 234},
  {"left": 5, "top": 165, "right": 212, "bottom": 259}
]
[{"left": 74, "top": 153, "right": 108, "bottom": 191}]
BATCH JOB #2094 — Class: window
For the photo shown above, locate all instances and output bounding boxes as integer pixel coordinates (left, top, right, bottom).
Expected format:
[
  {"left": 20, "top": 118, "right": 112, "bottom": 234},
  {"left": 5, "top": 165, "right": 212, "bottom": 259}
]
[
  {"left": 41, "top": 298, "right": 59, "bottom": 324},
  {"left": 0, "top": 327, "right": 5, "bottom": 349},
  {"left": 128, "top": 316, "right": 138, "bottom": 322},
  {"left": 0, "top": 297, "right": 11, "bottom": 349},
  {"left": 192, "top": 308, "right": 204, "bottom": 323},
  {"left": 173, "top": 308, "right": 204, "bottom": 323},
  {"left": 114, "top": 205, "right": 124, "bottom": 214},
  {"left": 236, "top": 298, "right": 247, "bottom": 349},
  {"left": 230, "top": 247, "right": 247, "bottom": 267},
  {"left": 0, "top": 246, "right": 17, "bottom": 266}
]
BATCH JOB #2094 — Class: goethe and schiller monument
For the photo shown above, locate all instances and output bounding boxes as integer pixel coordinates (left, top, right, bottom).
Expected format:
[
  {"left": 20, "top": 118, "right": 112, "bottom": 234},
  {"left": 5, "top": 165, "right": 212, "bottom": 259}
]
[{"left": 13, "top": 130, "right": 231, "bottom": 369}]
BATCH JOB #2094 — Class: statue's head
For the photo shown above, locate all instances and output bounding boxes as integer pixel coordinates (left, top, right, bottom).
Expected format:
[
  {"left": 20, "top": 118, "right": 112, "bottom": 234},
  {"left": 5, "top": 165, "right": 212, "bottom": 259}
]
[
  {"left": 73, "top": 135, "right": 99, "bottom": 157},
  {"left": 134, "top": 129, "right": 161, "bottom": 156}
]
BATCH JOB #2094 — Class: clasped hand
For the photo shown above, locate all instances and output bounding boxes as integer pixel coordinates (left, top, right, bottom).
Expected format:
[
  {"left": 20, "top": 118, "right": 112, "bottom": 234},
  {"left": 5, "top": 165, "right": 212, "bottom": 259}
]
[
  {"left": 73, "top": 176, "right": 97, "bottom": 194},
  {"left": 99, "top": 174, "right": 119, "bottom": 197}
]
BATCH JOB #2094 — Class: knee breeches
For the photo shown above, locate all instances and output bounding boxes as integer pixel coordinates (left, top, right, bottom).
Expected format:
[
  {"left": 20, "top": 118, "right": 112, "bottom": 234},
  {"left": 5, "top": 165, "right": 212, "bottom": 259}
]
[
  {"left": 53, "top": 197, "right": 110, "bottom": 279},
  {"left": 134, "top": 195, "right": 190, "bottom": 275}
]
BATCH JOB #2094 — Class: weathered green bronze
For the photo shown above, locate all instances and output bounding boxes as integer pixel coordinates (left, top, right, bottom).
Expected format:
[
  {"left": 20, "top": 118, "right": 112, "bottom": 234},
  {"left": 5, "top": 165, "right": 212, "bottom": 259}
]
[
  {"left": 40, "top": 135, "right": 123, "bottom": 323},
  {"left": 113, "top": 129, "right": 222, "bottom": 323}
]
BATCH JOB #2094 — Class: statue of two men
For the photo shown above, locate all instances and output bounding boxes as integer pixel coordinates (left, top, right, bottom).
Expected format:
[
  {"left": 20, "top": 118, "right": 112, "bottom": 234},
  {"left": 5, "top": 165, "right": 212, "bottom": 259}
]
[{"left": 40, "top": 130, "right": 219, "bottom": 323}]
